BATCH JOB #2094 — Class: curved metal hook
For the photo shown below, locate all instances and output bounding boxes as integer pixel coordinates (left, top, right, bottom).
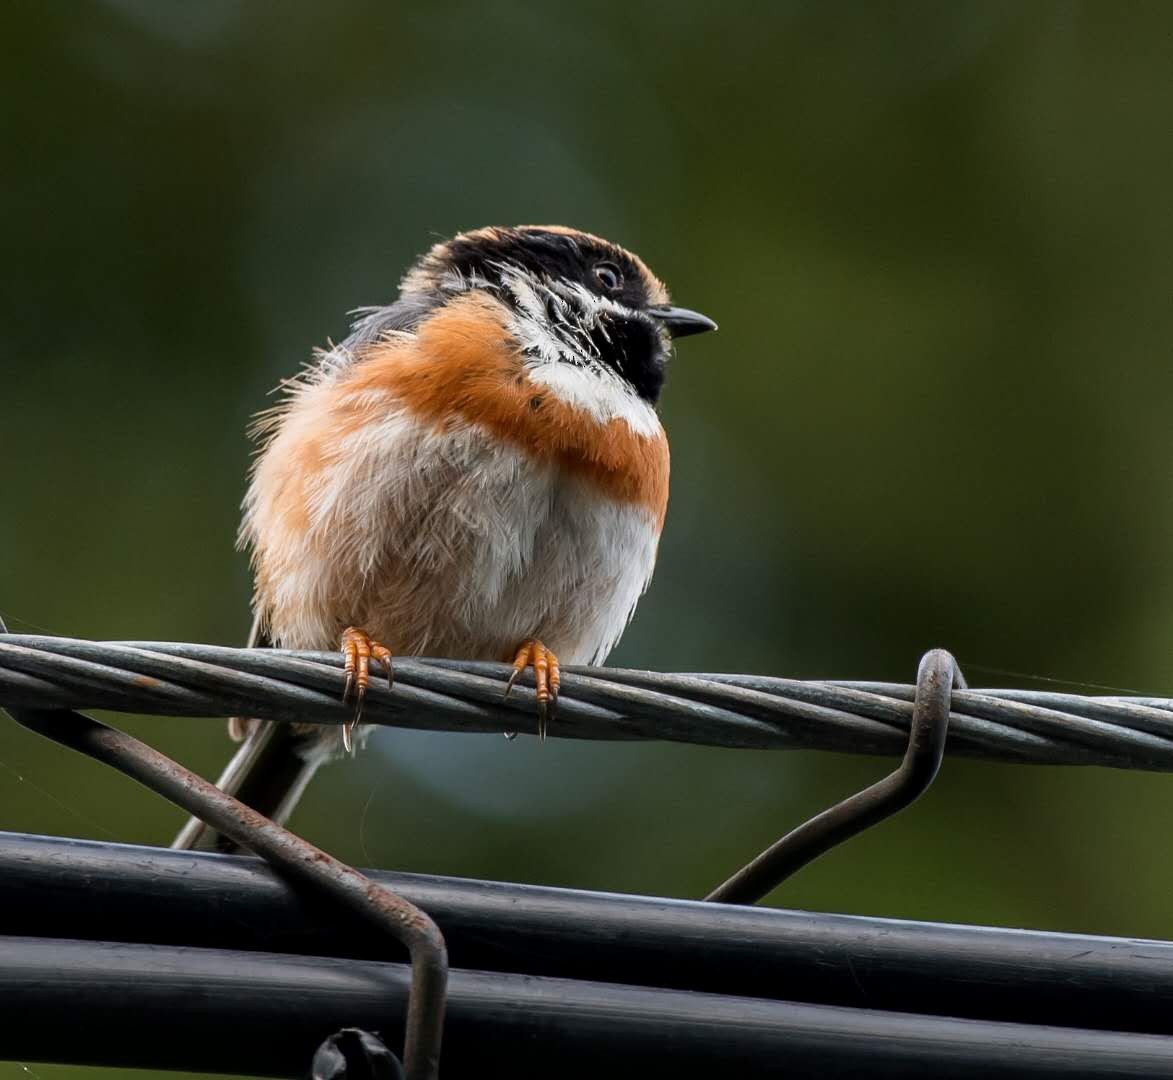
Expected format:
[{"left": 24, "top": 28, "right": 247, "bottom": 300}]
[
  {"left": 705, "top": 648, "right": 964, "bottom": 905},
  {"left": 0, "top": 616, "right": 447, "bottom": 1080}
]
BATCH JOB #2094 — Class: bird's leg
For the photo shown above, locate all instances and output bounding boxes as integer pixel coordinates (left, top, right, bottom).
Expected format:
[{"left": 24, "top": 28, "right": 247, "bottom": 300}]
[
  {"left": 504, "top": 638, "right": 561, "bottom": 740},
  {"left": 340, "top": 626, "right": 393, "bottom": 753}
]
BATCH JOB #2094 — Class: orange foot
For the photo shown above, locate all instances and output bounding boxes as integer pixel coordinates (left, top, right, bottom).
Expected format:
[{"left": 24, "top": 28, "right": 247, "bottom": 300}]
[
  {"left": 340, "top": 626, "right": 393, "bottom": 753},
  {"left": 504, "top": 638, "right": 561, "bottom": 740}
]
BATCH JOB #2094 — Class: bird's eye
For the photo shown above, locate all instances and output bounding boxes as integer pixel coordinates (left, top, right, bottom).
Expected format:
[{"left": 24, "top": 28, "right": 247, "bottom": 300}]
[{"left": 593, "top": 261, "right": 623, "bottom": 293}]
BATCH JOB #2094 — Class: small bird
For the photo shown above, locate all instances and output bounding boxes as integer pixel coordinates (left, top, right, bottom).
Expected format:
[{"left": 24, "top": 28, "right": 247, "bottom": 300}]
[{"left": 173, "top": 225, "right": 715, "bottom": 852}]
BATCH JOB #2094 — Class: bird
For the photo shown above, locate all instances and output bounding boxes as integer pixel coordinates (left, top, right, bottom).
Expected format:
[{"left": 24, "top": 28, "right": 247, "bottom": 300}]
[{"left": 172, "top": 224, "right": 715, "bottom": 852}]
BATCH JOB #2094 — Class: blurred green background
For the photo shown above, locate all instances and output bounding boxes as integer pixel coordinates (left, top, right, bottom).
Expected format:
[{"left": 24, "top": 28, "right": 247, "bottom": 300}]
[{"left": 5, "top": 1, "right": 1173, "bottom": 1075}]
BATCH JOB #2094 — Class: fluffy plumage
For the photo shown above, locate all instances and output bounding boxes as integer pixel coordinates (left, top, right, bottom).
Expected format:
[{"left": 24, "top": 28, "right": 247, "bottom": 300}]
[
  {"left": 173, "top": 224, "right": 713, "bottom": 853},
  {"left": 244, "top": 300, "right": 666, "bottom": 663}
]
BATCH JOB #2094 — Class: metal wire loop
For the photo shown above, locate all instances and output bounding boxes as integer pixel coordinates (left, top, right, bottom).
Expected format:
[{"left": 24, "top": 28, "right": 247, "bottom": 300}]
[{"left": 705, "top": 648, "right": 962, "bottom": 905}]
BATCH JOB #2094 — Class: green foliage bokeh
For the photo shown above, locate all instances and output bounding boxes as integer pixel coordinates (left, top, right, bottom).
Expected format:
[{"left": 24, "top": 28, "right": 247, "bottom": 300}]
[{"left": 4, "top": 3, "right": 1173, "bottom": 1076}]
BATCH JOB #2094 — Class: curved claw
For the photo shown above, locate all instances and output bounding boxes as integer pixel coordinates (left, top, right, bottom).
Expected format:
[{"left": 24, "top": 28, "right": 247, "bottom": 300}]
[
  {"left": 339, "top": 627, "right": 394, "bottom": 754},
  {"left": 371, "top": 642, "right": 394, "bottom": 689},
  {"left": 505, "top": 639, "right": 560, "bottom": 741}
]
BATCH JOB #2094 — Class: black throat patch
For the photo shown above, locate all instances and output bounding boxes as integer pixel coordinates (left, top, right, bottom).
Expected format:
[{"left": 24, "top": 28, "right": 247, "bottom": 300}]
[{"left": 425, "top": 228, "right": 670, "bottom": 403}]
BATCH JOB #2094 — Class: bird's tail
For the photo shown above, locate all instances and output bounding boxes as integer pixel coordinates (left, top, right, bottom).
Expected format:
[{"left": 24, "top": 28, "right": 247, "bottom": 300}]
[{"left": 171, "top": 720, "right": 326, "bottom": 853}]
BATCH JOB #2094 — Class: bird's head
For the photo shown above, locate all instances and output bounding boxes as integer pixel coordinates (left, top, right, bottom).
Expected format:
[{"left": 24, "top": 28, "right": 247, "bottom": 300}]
[{"left": 396, "top": 225, "right": 716, "bottom": 405}]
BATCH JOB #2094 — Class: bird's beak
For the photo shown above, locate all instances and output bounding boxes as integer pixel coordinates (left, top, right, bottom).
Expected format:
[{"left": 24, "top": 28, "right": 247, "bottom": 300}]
[{"left": 647, "top": 305, "right": 718, "bottom": 338}]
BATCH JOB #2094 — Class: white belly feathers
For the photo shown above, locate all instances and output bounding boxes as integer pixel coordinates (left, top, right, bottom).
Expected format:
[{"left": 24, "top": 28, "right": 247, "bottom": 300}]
[{"left": 245, "top": 397, "right": 661, "bottom": 665}]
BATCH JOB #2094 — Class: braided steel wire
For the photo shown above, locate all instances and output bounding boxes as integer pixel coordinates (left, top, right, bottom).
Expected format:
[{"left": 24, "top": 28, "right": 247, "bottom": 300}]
[{"left": 3, "top": 634, "right": 1173, "bottom": 771}]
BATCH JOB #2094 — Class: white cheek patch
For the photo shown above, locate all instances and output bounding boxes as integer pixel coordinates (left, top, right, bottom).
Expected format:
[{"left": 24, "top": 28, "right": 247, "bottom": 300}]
[
  {"left": 493, "top": 267, "right": 665, "bottom": 439},
  {"left": 526, "top": 361, "right": 662, "bottom": 437}
]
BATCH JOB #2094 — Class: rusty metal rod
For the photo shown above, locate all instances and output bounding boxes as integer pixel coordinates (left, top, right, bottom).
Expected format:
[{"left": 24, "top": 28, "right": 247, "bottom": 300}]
[
  {"left": 6, "top": 703, "right": 449, "bottom": 1079},
  {"left": 0, "top": 616, "right": 447, "bottom": 1079}
]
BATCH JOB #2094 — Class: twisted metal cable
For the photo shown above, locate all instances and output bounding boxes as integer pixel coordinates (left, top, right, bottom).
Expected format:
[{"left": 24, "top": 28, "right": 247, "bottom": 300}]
[{"left": 3, "top": 634, "right": 1173, "bottom": 771}]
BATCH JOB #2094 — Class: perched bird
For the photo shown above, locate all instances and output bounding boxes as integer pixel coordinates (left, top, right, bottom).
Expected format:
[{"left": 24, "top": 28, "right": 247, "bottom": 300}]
[{"left": 173, "top": 225, "right": 715, "bottom": 852}]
